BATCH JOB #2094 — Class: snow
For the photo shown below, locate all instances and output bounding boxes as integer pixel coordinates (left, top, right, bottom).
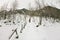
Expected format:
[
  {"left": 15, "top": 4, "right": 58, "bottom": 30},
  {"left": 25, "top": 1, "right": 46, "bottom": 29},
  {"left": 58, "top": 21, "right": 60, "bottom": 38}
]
[{"left": 0, "top": 14, "right": 60, "bottom": 40}]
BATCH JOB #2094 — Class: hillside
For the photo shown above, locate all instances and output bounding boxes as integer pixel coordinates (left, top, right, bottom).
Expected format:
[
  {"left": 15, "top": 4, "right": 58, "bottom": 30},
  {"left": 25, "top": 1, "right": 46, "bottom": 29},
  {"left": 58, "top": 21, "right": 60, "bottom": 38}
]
[
  {"left": 42, "top": 6, "right": 60, "bottom": 19},
  {"left": 16, "top": 6, "right": 60, "bottom": 20},
  {"left": 0, "top": 6, "right": 60, "bottom": 21}
]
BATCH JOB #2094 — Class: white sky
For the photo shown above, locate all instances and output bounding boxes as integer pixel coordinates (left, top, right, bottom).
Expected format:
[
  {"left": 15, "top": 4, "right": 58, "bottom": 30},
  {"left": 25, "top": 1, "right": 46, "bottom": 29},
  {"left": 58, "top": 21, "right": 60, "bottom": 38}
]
[{"left": 0, "top": 0, "right": 60, "bottom": 10}]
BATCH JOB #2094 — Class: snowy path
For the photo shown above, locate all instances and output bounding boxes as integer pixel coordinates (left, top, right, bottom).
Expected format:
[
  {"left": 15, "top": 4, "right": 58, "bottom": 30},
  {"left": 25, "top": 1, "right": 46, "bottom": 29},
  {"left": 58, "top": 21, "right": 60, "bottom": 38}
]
[{"left": 0, "top": 14, "right": 60, "bottom": 40}]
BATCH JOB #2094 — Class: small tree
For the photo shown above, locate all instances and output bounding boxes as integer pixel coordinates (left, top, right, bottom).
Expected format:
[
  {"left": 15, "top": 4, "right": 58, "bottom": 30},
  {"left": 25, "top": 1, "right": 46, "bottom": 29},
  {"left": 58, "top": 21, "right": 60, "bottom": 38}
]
[
  {"left": 28, "top": 3, "right": 35, "bottom": 23},
  {"left": 0, "top": 3, "right": 8, "bottom": 20},
  {"left": 35, "top": 0, "right": 45, "bottom": 26},
  {"left": 10, "top": 0, "right": 18, "bottom": 24},
  {"left": 35, "top": 0, "right": 42, "bottom": 25}
]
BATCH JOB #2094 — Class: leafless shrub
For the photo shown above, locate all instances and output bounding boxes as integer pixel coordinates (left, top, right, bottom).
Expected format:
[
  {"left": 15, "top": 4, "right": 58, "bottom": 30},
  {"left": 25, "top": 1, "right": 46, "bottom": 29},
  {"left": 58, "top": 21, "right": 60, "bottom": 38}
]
[{"left": 35, "top": 0, "right": 45, "bottom": 25}]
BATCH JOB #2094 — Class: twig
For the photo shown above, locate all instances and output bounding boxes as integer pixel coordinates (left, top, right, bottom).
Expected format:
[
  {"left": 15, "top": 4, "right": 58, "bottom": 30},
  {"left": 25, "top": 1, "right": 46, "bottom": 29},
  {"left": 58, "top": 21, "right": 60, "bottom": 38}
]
[{"left": 9, "top": 28, "right": 18, "bottom": 39}]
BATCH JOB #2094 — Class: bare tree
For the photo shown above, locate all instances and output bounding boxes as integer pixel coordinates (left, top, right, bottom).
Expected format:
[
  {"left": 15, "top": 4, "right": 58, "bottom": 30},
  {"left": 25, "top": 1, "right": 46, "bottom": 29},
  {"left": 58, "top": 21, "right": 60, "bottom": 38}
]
[
  {"left": 35, "top": 0, "right": 45, "bottom": 27},
  {"left": 20, "top": 10, "right": 27, "bottom": 33},
  {"left": 10, "top": 0, "right": 18, "bottom": 24},
  {"left": 9, "top": 0, "right": 19, "bottom": 39},
  {"left": 28, "top": 3, "right": 34, "bottom": 23},
  {"left": 0, "top": 3, "right": 8, "bottom": 20},
  {"left": 35, "top": 0, "right": 42, "bottom": 26}
]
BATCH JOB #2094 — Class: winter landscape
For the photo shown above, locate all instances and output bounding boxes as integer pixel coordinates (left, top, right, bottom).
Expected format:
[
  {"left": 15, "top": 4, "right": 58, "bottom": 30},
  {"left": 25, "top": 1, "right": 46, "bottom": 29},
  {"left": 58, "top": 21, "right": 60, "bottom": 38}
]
[{"left": 0, "top": 0, "right": 60, "bottom": 40}]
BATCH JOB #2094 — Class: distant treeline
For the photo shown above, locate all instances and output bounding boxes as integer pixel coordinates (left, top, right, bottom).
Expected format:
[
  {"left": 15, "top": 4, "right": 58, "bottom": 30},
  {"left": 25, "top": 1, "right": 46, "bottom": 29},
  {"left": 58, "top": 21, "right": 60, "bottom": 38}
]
[{"left": 0, "top": 6, "right": 60, "bottom": 20}]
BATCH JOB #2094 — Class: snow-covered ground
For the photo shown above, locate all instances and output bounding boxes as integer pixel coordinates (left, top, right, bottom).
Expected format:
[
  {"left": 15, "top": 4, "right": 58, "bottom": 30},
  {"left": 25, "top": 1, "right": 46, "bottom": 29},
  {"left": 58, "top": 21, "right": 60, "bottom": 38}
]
[{"left": 0, "top": 14, "right": 60, "bottom": 40}]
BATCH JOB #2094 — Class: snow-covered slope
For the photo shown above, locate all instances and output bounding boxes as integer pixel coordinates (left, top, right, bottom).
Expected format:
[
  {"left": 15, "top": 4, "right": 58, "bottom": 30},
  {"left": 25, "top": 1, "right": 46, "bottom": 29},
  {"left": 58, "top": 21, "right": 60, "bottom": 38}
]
[{"left": 0, "top": 14, "right": 60, "bottom": 40}]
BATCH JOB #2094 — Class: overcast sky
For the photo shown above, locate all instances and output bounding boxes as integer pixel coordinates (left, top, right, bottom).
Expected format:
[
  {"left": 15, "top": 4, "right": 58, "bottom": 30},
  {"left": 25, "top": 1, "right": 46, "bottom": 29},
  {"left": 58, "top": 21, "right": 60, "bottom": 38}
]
[{"left": 0, "top": 0, "right": 60, "bottom": 10}]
